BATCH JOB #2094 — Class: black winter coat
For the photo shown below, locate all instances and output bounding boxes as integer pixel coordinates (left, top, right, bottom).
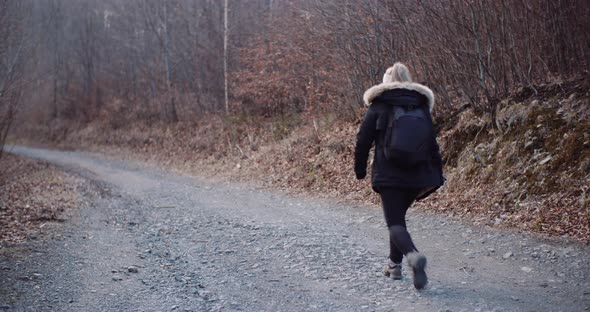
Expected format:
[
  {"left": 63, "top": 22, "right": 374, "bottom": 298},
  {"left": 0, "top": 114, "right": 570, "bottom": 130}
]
[{"left": 354, "top": 84, "right": 444, "bottom": 200}]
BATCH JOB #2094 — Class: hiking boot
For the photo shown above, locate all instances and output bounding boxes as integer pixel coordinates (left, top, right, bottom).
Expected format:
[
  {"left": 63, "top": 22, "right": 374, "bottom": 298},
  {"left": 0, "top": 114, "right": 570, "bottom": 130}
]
[
  {"left": 406, "top": 252, "right": 428, "bottom": 290},
  {"left": 383, "top": 259, "right": 402, "bottom": 280}
]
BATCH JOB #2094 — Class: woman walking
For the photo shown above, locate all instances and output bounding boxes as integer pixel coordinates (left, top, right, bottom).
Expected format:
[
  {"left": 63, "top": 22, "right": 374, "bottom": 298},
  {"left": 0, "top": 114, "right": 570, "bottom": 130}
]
[{"left": 354, "top": 63, "right": 444, "bottom": 290}]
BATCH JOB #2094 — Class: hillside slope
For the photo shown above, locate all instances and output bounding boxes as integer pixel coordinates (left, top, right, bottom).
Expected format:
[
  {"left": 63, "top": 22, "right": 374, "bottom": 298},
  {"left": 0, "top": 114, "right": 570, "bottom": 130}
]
[{"left": 15, "top": 77, "right": 590, "bottom": 242}]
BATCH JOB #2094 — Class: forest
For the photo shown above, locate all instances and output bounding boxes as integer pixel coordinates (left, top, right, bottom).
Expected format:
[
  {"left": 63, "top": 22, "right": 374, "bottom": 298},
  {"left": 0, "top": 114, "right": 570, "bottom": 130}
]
[
  {"left": 1, "top": 2, "right": 590, "bottom": 310},
  {"left": 1, "top": 0, "right": 587, "bottom": 129},
  {"left": 1, "top": 0, "right": 589, "bottom": 240}
]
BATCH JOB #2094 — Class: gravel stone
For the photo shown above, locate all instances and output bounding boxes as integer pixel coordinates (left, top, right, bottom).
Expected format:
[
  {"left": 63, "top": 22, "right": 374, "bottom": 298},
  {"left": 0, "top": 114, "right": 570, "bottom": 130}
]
[{"left": 1, "top": 146, "right": 588, "bottom": 312}]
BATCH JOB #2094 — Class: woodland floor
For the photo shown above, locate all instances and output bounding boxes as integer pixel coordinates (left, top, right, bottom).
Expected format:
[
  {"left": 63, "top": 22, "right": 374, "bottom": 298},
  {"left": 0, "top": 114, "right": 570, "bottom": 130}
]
[
  {"left": 13, "top": 77, "right": 589, "bottom": 242},
  {"left": 0, "top": 153, "right": 81, "bottom": 244}
]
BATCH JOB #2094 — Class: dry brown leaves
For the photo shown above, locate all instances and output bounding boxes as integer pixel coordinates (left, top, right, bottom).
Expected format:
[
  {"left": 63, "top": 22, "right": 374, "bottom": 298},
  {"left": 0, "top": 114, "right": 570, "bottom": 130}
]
[
  {"left": 14, "top": 79, "right": 589, "bottom": 243},
  {"left": 0, "top": 154, "right": 80, "bottom": 244}
]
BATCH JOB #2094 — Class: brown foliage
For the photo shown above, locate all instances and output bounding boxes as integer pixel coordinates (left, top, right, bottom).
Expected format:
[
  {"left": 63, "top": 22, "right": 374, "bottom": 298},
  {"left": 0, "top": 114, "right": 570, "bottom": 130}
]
[
  {"left": 25, "top": 77, "right": 589, "bottom": 242},
  {"left": 234, "top": 0, "right": 589, "bottom": 122},
  {"left": 233, "top": 4, "right": 355, "bottom": 119},
  {"left": 0, "top": 154, "right": 80, "bottom": 244},
  {"left": 11, "top": 0, "right": 588, "bottom": 128}
]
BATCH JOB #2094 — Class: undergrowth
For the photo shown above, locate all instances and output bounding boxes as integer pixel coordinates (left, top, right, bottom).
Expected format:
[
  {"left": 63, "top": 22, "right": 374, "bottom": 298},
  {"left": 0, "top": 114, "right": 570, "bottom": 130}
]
[{"left": 11, "top": 77, "right": 590, "bottom": 242}]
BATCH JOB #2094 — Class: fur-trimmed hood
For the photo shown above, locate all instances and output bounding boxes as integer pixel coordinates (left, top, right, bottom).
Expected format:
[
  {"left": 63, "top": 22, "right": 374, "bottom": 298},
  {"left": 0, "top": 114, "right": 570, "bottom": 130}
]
[{"left": 363, "top": 82, "right": 435, "bottom": 112}]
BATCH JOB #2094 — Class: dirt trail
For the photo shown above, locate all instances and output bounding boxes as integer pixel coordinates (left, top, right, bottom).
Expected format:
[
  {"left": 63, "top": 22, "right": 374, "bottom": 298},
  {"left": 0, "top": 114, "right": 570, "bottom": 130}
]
[{"left": 1, "top": 146, "right": 588, "bottom": 312}]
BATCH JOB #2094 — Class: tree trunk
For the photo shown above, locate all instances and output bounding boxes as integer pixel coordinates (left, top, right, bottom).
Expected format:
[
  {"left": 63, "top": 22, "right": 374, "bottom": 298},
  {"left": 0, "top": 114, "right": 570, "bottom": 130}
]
[
  {"left": 223, "top": 0, "right": 229, "bottom": 115},
  {"left": 163, "top": 1, "right": 178, "bottom": 122}
]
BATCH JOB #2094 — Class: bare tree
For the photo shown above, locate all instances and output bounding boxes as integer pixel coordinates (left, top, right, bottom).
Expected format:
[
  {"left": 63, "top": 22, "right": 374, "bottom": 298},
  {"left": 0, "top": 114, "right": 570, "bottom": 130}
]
[
  {"left": 9, "top": 0, "right": 589, "bottom": 135},
  {"left": 0, "top": 0, "right": 32, "bottom": 158}
]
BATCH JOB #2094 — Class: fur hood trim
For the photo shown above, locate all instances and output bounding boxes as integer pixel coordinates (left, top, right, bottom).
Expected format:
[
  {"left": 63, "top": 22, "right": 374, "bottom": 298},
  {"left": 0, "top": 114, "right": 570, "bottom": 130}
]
[{"left": 363, "top": 82, "right": 435, "bottom": 112}]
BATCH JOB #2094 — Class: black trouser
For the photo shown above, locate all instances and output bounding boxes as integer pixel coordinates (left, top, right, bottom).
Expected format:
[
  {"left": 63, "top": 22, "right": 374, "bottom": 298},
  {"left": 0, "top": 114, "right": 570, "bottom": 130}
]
[{"left": 378, "top": 186, "right": 420, "bottom": 264}]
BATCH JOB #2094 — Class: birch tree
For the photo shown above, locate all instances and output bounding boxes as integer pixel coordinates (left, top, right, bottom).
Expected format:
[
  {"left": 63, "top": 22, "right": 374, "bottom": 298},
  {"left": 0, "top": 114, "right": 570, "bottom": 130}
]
[{"left": 223, "top": 0, "right": 229, "bottom": 114}]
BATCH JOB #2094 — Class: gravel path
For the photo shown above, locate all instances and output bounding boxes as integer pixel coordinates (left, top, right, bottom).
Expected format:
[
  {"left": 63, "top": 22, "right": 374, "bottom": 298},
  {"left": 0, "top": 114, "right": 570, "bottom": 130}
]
[{"left": 1, "top": 146, "right": 589, "bottom": 312}]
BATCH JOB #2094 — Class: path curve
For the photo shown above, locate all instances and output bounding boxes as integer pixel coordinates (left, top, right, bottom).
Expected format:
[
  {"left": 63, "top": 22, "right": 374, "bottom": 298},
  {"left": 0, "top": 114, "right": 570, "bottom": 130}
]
[{"left": 1, "top": 146, "right": 588, "bottom": 312}]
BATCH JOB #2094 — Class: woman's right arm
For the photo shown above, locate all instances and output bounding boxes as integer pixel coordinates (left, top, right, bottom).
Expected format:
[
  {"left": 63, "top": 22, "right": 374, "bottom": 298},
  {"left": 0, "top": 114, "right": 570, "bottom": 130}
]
[{"left": 354, "top": 107, "right": 378, "bottom": 179}]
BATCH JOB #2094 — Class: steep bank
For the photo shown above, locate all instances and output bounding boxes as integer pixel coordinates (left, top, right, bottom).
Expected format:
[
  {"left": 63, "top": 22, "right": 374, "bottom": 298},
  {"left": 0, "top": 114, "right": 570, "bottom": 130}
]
[{"left": 426, "top": 76, "right": 589, "bottom": 240}]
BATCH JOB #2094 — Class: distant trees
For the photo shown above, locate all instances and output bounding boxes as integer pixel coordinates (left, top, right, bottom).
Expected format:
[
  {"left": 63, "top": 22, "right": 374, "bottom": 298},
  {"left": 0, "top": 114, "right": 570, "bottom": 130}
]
[
  {"left": 1, "top": 0, "right": 33, "bottom": 157},
  {"left": 7, "top": 0, "right": 590, "bottom": 132},
  {"left": 24, "top": 0, "right": 227, "bottom": 123}
]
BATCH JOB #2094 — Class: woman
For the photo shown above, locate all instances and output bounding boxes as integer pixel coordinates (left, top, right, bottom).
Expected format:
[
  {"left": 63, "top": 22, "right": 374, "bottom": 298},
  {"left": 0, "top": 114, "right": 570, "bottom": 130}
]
[{"left": 354, "top": 63, "right": 444, "bottom": 290}]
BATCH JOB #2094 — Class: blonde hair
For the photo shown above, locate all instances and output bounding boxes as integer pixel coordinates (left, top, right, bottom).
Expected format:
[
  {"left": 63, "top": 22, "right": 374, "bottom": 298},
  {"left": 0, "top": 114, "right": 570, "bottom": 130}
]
[{"left": 382, "top": 62, "right": 413, "bottom": 83}]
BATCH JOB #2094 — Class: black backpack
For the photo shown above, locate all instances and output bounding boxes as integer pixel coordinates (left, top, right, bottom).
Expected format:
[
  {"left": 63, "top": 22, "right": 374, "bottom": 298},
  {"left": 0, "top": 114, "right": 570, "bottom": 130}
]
[{"left": 383, "top": 104, "right": 434, "bottom": 167}]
